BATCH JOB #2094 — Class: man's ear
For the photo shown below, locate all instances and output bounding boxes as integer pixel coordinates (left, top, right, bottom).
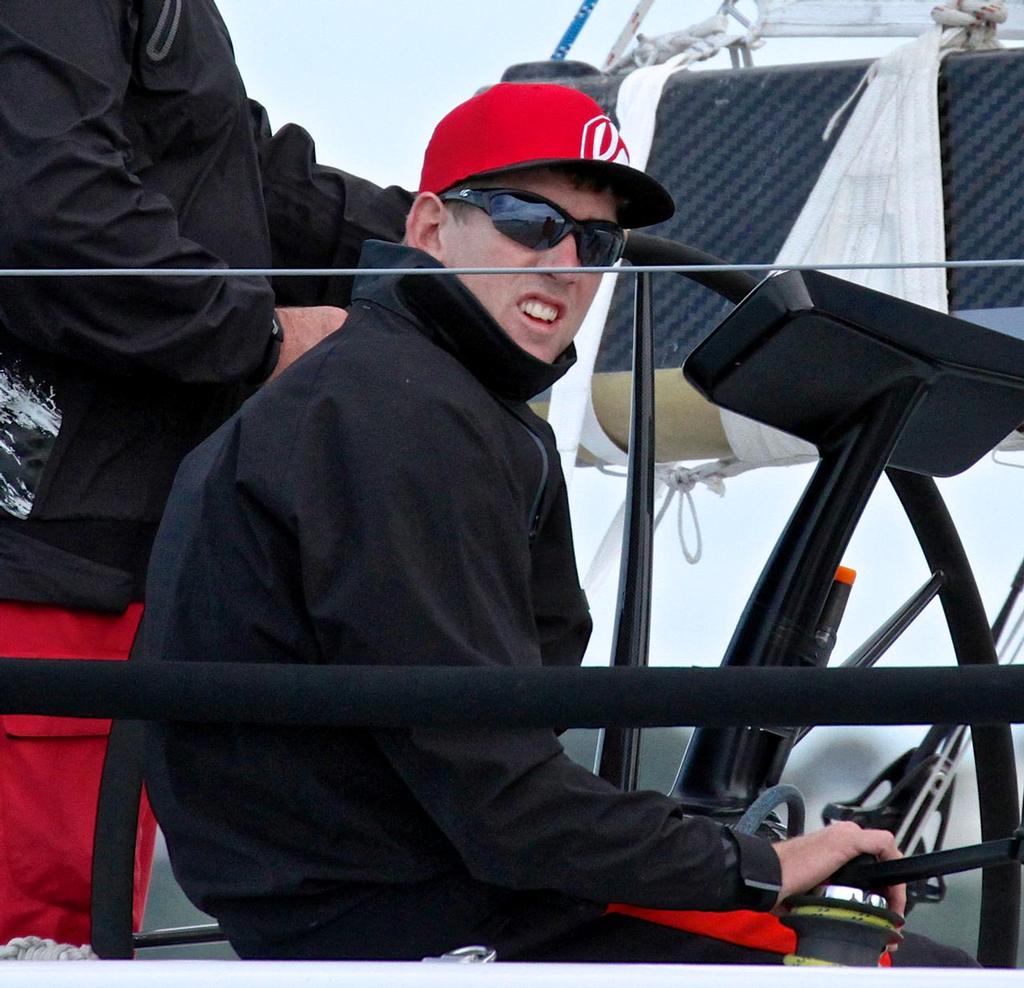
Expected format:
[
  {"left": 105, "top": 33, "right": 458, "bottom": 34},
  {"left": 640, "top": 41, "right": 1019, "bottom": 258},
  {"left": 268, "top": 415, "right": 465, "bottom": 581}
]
[{"left": 404, "top": 193, "right": 446, "bottom": 263}]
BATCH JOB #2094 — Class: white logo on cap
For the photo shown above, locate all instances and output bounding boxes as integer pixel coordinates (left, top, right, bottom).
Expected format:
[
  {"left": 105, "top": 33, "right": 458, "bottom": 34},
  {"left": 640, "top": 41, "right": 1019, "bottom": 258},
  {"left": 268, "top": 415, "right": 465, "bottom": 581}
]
[{"left": 580, "top": 115, "right": 629, "bottom": 164}]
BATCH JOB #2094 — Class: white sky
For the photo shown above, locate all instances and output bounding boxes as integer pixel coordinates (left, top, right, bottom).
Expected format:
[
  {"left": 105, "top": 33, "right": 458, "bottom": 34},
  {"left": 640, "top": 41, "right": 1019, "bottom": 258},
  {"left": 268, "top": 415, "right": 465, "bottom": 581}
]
[
  {"left": 213, "top": 1, "right": 1024, "bottom": 904},
  {"left": 216, "top": 0, "right": 913, "bottom": 188}
]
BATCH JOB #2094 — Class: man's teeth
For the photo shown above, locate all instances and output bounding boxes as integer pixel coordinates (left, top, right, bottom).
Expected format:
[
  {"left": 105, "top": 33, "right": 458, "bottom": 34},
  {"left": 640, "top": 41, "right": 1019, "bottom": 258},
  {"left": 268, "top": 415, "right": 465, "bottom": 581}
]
[{"left": 520, "top": 300, "right": 557, "bottom": 323}]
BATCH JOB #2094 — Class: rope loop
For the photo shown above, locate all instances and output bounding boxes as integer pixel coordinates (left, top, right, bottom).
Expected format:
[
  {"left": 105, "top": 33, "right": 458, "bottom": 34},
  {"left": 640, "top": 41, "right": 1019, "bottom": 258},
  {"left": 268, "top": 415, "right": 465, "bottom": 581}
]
[{"left": 654, "top": 462, "right": 728, "bottom": 565}]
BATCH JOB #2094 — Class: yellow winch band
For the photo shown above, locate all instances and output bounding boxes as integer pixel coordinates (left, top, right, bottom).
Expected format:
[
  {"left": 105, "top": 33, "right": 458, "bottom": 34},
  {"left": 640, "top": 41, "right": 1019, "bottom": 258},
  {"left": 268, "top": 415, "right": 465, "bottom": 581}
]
[{"left": 787, "top": 904, "right": 899, "bottom": 931}]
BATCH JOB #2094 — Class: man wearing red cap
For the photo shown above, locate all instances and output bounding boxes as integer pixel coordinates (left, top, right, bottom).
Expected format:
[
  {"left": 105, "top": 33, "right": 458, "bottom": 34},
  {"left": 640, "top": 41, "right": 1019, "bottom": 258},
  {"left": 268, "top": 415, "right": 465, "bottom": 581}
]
[{"left": 142, "top": 83, "right": 968, "bottom": 965}]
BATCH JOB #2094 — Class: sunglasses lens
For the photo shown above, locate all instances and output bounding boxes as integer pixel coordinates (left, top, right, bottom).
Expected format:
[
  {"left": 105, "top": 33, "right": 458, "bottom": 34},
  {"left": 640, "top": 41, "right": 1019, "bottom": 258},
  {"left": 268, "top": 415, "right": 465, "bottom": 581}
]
[
  {"left": 577, "top": 226, "right": 625, "bottom": 266},
  {"left": 455, "top": 190, "right": 625, "bottom": 266},
  {"left": 488, "top": 194, "right": 571, "bottom": 252}
]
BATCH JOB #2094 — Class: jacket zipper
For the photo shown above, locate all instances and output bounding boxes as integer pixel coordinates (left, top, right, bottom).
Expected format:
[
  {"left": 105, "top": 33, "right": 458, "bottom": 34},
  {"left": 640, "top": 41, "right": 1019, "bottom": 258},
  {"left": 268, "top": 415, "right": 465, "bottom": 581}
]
[{"left": 515, "top": 420, "right": 549, "bottom": 542}]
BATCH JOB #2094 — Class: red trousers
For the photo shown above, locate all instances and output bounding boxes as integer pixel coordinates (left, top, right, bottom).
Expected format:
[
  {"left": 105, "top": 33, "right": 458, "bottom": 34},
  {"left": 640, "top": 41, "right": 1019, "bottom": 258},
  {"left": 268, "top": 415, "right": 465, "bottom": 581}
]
[
  {"left": 0, "top": 601, "right": 156, "bottom": 946},
  {"left": 607, "top": 905, "right": 892, "bottom": 966}
]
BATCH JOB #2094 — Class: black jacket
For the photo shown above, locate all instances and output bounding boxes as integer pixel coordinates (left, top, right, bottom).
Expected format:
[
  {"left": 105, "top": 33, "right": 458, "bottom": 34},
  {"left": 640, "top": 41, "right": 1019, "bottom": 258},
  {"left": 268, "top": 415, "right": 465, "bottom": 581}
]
[
  {"left": 0, "top": 0, "right": 410, "bottom": 609},
  {"left": 143, "top": 241, "right": 781, "bottom": 958}
]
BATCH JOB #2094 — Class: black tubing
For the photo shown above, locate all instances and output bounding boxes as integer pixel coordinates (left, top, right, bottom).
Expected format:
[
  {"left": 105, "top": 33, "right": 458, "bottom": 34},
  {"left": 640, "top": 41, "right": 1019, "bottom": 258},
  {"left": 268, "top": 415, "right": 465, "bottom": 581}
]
[
  {"left": 90, "top": 719, "right": 146, "bottom": 958},
  {"left": 733, "top": 783, "right": 806, "bottom": 838},
  {"left": 599, "top": 271, "right": 655, "bottom": 791},
  {"left": 622, "top": 233, "right": 758, "bottom": 302},
  {"left": 6, "top": 660, "right": 1024, "bottom": 728},
  {"left": 887, "top": 469, "right": 1020, "bottom": 968}
]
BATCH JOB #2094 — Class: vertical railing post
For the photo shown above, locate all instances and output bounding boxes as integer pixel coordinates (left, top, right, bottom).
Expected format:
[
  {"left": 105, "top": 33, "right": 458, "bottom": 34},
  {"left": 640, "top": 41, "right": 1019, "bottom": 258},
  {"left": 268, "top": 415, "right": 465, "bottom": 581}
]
[{"left": 597, "top": 271, "right": 656, "bottom": 790}]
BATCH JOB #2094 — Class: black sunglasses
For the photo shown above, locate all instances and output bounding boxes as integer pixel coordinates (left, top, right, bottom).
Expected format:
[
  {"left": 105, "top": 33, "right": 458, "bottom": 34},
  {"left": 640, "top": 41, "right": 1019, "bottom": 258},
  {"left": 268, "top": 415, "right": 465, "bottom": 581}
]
[{"left": 439, "top": 187, "right": 626, "bottom": 267}]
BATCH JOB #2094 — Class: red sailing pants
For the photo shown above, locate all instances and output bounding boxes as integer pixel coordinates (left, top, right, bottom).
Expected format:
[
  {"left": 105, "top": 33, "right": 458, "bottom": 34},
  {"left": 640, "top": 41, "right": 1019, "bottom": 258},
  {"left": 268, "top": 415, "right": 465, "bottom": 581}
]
[
  {"left": 0, "top": 601, "right": 156, "bottom": 946},
  {"left": 607, "top": 904, "right": 893, "bottom": 966}
]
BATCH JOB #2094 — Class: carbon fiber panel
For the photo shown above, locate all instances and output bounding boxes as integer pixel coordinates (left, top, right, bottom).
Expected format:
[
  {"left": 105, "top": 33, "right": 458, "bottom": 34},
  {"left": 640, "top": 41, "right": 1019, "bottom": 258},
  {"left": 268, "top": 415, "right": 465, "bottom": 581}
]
[
  {"left": 585, "top": 60, "right": 868, "bottom": 373},
  {"left": 512, "top": 50, "right": 1024, "bottom": 373},
  {"left": 941, "top": 49, "right": 1024, "bottom": 313}
]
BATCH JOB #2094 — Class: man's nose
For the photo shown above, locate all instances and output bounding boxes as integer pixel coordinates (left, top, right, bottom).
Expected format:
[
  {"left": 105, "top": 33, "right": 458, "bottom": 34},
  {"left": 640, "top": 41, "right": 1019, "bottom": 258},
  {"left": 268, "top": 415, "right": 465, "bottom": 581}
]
[{"left": 544, "top": 232, "right": 582, "bottom": 271}]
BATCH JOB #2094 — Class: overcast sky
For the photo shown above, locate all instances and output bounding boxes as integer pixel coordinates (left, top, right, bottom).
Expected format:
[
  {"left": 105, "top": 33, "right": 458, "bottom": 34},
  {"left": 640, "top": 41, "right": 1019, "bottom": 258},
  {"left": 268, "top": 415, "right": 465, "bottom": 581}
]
[{"left": 215, "top": 0, "right": 914, "bottom": 188}]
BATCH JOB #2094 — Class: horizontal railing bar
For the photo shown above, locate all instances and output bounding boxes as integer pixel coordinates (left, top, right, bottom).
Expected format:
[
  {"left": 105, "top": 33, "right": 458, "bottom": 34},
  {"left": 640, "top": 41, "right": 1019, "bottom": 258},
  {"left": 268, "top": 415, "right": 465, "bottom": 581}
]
[{"left": 2, "top": 659, "right": 1024, "bottom": 728}]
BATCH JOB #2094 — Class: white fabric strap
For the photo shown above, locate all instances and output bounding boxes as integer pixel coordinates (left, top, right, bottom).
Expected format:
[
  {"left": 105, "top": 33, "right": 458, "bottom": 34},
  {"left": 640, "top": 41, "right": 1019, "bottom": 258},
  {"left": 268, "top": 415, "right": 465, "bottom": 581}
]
[
  {"left": 719, "top": 8, "right": 1006, "bottom": 463},
  {"left": 548, "top": 57, "right": 690, "bottom": 483}
]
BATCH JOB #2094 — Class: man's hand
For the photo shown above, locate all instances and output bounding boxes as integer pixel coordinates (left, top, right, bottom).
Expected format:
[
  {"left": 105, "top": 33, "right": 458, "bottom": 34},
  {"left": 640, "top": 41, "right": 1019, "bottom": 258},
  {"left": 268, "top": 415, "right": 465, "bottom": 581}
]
[
  {"left": 773, "top": 820, "right": 906, "bottom": 917},
  {"left": 269, "top": 306, "right": 347, "bottom": 381}
]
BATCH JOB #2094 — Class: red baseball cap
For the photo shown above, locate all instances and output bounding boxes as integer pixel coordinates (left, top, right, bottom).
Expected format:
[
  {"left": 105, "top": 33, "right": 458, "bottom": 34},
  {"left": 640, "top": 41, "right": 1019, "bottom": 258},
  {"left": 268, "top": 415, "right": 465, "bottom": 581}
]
[{"left": 419, "top": 82, "right": 674, "bottom": 229}]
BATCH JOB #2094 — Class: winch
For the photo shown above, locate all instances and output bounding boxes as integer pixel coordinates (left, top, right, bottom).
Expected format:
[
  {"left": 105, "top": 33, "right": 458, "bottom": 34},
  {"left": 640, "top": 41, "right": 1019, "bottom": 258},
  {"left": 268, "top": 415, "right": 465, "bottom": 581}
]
[{"left": 781, "top": 884, "right": 903, "bottom": 966}]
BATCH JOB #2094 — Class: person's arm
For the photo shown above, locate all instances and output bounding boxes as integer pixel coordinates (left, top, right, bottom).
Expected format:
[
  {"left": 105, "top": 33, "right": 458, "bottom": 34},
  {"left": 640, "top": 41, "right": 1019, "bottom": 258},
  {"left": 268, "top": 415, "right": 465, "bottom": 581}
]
[
  {"left": 250, "top": 102, "right": 413, "bottom": 309},
  {"left": 0, "top": 3, "right": 276, "bottom": 383},
  {"left": 269, "top": 305, "right": 346, "bottom": 380}
]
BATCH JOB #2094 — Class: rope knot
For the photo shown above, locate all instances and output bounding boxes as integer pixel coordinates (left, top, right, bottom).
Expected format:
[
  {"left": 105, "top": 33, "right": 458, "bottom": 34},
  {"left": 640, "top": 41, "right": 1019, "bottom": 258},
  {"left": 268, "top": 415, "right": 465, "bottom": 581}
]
[
  {"left": 0, "top": 936, "right": 97, "bottom": 961},
  {"left": 660, "top": 463, "right": 727, "bottom": 498},
  {"left": 932, "top": 0, "right": 1007, "bottom": 48},
  {"left": 932, "top": 0, "right": 1008, "bottom": 27},
  {"left": 654, "top": 462, "right": 729, "bottom": 564}
]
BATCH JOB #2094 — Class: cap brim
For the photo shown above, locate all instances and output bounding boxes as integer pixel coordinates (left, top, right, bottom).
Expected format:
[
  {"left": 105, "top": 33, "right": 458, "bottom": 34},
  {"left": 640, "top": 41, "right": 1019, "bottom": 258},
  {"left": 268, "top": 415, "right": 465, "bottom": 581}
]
[{"left": 452, "top": 158, "right": 675, "bottom": 230}]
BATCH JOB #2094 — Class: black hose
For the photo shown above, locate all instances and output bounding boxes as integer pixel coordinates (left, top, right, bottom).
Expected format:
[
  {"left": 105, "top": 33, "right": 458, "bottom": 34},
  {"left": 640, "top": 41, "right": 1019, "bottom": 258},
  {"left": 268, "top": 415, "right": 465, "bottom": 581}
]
[{"left": 622, "top": 233, "right": 758, "bottom": 303}]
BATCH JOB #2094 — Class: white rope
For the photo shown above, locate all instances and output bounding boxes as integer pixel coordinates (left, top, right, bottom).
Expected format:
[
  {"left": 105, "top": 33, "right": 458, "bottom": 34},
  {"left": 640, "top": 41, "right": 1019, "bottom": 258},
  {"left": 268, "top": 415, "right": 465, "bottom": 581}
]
[
  {"left": 652, "top": 461, "right": 730, "bottom": 564},
  {"left": 993, "top": 423, "right": 1024, "bottom": 466},
  {"left": 823, "top": 1, "right": 1007, "bottom": 139},
  {"left": 931, "top": 0, "right": 1008, "bottom": 47},
  {"left": 0, "top": 937, "right": 97, "bottom": 961},
  {"left": 582, "top": 459, "right": 740, "bottom": 593},
  {"left": 608, "top": 12, "right": 764, "bottom": 72},
  {"left": 992, "top": 450, "right": 1024, "bottom": 468}
]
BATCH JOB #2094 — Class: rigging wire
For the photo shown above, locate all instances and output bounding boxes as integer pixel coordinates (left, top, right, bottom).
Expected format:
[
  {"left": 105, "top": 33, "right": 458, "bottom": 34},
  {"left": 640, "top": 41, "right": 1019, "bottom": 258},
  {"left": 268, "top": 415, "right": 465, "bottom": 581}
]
[{"left": 1, "top": 258, "right": 1023, "bottom": 277}]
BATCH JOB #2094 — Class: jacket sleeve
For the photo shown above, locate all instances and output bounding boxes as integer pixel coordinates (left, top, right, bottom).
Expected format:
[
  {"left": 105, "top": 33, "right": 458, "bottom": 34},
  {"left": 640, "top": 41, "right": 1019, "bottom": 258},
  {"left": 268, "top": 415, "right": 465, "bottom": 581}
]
[
  {"left": 250, "top": 102, "right": 413, "bottom": 308},
  {"left": 282, "top": 344, "right": 781, "bottom": 913},
  {"left": 0, "top": 3, "right": 277, "bottom": 383}
]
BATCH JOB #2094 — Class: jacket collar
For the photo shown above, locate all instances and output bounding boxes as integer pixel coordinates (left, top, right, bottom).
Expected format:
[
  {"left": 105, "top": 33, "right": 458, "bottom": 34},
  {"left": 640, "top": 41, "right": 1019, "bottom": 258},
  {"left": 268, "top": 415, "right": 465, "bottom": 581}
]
[{"left": 351, "top": 241, "right": 577, "bottom": 401}]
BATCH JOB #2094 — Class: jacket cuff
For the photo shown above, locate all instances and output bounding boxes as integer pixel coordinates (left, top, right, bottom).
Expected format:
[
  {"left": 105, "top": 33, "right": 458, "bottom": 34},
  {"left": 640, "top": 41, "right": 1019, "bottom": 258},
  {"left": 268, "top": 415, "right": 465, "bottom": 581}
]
[
  {"left": 252, "top": 314, "right": 283, "bottom": 382},
  {"left": 723, "top": 829, "right": 782, "bottom": 911}
]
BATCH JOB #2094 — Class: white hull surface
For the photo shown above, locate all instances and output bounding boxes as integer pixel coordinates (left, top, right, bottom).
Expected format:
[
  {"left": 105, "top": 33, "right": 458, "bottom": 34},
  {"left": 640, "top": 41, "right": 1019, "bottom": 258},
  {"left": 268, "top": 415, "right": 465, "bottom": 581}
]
[{"left": 6, "top": 961, "right": 1024, "bottom": 987}]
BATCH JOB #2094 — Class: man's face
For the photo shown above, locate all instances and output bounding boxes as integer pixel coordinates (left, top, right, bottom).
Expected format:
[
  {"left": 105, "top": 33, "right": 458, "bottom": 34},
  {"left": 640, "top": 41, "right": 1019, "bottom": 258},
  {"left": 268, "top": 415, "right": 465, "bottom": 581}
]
[{"left": 432, "top": 169, "right": 619, "bottom": 364}]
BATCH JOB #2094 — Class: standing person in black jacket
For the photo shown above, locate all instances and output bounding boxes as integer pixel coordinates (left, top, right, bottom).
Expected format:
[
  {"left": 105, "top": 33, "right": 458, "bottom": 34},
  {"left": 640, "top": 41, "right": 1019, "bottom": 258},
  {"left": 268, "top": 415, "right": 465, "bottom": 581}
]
[
  {"left": 142, "top": 81, "right": 944, "bottom": 964},
  {"left": 0, "top": 0, "right": 409, "bottom": 948}
]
